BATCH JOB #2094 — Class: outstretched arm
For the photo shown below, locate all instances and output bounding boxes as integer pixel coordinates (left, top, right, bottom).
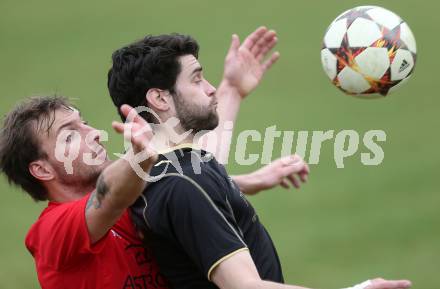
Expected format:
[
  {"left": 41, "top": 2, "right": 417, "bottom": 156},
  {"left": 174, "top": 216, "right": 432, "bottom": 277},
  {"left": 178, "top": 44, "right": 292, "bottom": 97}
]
[
  {"left": 232, "top": 155, "right": 310, "bottom": 195},
  {"left": 200, "top": 26, "right": 279, "bottom": 163},
  {"left": 85, "top": 104, "right": 157, "bottom": 243},
  {"left": 211, "top": 250, "right": 411, "bottom": 289}
]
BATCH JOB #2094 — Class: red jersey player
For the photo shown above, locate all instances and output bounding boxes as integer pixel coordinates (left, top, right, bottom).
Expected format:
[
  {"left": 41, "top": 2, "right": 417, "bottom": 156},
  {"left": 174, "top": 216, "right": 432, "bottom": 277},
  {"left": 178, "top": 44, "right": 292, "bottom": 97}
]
[{"left": 1, "top": 99, "right": 166, "bottom": 289}]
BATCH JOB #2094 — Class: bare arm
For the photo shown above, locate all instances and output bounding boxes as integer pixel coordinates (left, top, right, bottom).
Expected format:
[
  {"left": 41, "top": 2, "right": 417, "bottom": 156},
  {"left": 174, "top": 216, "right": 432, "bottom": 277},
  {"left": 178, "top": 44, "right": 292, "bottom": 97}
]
[
  {"left": 211, "top": 251, "right": 412, "bottom": 289},
  {"left": 199, "top": 26, "right": 279, "bottom": 164},
  {"left": 85, "top": 104, "right": 157, "bottom": 244},
  {"left": 211, "top": 250, "right": 310, "bottom": 289}
]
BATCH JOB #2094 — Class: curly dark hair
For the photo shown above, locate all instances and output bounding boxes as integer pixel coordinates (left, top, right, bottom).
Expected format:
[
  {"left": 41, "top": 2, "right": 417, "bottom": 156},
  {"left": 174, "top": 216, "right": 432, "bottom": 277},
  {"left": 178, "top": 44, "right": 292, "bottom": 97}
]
[
  {"left": 107, "top": 34, "right": 199, "bottom": 122},
  {"left": 0, "top": 96, "right": 71, "bottom": 201}
]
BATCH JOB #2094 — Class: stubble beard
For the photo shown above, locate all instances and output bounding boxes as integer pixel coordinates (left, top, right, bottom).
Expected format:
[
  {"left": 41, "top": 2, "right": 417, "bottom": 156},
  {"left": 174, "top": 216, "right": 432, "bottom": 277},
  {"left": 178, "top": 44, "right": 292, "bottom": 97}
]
[
  {"left": 54, "top": 159, "right": 111, "bottom": 190},
  {"left": 173, "top": 91, "right": 219, "bottom": 134}
]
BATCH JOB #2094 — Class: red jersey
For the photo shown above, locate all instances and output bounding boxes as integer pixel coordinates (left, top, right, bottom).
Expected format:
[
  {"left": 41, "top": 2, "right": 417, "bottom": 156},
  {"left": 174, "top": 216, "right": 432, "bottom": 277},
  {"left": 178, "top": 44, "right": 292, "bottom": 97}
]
[{"left": 25, "top": 194, "right": 169, "bottom": 289}]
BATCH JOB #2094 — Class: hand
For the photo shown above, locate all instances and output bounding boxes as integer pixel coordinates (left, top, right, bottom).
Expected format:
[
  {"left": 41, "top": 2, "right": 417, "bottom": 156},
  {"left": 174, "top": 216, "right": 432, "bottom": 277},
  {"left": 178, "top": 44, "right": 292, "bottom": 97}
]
[
  {"left": 112, "top": 104, "right": 158, "bottom": 167},
  {"left": 255, "top": 154, "right": 309, "bottom": 192},
  {"left": 222, "top": 26, "right": 280, "bottom": 98},
  {"left": 237, "top": 154, "right": 309, "bottom": 195},
  {"left": 365, "top": 278, "right": 412, "bottom": 289}
]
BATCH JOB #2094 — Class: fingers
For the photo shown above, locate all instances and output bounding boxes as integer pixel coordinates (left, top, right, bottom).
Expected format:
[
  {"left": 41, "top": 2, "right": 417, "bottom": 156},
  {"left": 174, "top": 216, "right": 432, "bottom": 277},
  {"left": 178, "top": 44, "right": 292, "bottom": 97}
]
[
  {"left": 251, "top": 29, "right": 277, "bottom": 59},
  {"left": 298, "top": 171, "right": 308, "bottom": 183},
  {"left": 257, "top": 36, "right": 278, "bottom": 62},
  {"left": 281, "top": 155, "right": 306, "bottom": 174},
  {"left": 286, "top": 174, "right": 301, "bottom": 189},
  {"left": 299, "top": 163, "right": 310, "bottom": 183},
  {"left": 367, "top": 279, "right": 412, "bottom": 289},
  {"left": 120, "top": 104, "right": 147, "bottom": 126},
  {"left": 280, "top": 178, "right": 290, "bottom": 189},
  {"left": 227, "top": 34, "right": 240, "bottom": 55},
  {"left": 281, "top": 155, "right": 310, "bottom": 189},
  {"left": 112, "top": 118, "right": 153, "bottom": 144},
  {"left": 113, "top": 104, "right": 153, "bottom": 138},
  {"left": 112, "top": 121, "right": 124, "bottom": 134},
  {"left": 111, "top": 121, "right": 134, "bottom": 143},
  {"left": 114, "top": 105, "right": 157, "bottom": 161},
  {"left": 262, "top": 52, "right": 280, "bottom": 72},
  {"left": 242, "top": 26, "right": 268, "bottom": 51},
  {"left": 303, "top": 162, "right": 310, "bottom": 174},
  {"left": 119, "top": 104, "right": 133, "bottom": 119}
]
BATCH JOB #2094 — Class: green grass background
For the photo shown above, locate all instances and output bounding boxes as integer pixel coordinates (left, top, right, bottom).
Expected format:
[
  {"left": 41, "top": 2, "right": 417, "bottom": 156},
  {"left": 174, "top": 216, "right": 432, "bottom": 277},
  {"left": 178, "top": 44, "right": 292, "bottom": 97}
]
[{"left": 0, "top": 0, "right": 438, "bottom": 288}]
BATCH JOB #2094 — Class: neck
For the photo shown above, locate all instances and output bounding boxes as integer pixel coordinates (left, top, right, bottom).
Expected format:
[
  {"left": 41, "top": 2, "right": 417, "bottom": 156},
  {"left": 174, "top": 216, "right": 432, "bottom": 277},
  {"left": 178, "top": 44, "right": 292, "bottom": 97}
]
[{"left": 46, "top": 181, "right": 96, "bottom": 203}]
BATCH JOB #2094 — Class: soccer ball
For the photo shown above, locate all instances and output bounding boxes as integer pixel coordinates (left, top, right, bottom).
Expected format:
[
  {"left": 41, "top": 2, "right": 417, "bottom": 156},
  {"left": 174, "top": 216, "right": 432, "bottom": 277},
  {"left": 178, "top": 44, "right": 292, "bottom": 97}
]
[{"left": 321, "top": 6, "right": 417, "bottom": 97}]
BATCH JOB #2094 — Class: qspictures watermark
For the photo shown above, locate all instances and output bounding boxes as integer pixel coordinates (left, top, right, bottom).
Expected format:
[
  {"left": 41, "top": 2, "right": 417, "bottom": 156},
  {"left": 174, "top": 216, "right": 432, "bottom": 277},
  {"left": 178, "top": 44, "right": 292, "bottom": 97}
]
[
  {"left": 200, "top": 125, "right": 386, "bottom": 168},
  {"left": 53, "top": 106, "right": 386, "bottom": 179},
  {"left": 54, "top": 125, "right": 386, "bottom": 173}
]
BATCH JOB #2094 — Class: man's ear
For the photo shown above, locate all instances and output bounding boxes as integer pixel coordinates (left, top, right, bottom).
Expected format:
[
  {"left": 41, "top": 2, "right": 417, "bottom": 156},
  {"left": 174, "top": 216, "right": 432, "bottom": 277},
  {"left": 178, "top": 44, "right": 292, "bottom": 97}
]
[
  {"left": 146, "top": 88, "right": 171, "bottom": 112},
  {"left": 29, "top": 160, "right": 55, "bottom": 182}
]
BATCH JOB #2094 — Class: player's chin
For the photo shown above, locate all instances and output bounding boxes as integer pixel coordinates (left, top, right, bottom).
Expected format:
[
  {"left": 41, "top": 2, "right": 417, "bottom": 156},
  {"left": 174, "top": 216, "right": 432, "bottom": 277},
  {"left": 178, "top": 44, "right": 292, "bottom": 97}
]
[{"left": 207, "top": 113, "right": 220, "bottom": 131}]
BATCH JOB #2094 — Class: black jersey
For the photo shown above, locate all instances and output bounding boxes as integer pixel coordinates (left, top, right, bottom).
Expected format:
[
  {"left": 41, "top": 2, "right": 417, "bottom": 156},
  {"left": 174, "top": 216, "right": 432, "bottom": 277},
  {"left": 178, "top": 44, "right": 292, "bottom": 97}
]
[{"left": 131, "top": 146, "right": 284, "bottom": 289}]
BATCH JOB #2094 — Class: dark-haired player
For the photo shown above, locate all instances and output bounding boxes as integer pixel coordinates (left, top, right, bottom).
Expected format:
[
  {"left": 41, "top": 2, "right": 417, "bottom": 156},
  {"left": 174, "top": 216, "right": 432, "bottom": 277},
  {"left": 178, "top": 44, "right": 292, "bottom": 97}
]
[
  {"left": 0, "top": 28, "right": 309, "bottom": 289},
  {"left": 107, "top": 28, "right": 412, "bottom": 289}
]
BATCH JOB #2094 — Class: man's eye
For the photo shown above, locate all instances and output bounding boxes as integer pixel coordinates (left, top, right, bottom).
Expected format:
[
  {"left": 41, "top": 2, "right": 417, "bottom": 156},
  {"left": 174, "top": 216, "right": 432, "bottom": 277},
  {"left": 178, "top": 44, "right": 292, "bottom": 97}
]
[{"left": 82, "top": 120, "right": 89, "bottom": 125}]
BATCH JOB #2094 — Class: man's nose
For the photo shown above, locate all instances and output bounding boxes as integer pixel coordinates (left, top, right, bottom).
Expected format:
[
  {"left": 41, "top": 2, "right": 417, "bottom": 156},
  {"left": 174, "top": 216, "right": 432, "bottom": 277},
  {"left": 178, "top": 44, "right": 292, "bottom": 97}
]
[
  {"left": 205, "top": 80, "right": 216, "bottom": 97},
  {"left": 85, "top": 125, "right": 101, "bottom": 143}
]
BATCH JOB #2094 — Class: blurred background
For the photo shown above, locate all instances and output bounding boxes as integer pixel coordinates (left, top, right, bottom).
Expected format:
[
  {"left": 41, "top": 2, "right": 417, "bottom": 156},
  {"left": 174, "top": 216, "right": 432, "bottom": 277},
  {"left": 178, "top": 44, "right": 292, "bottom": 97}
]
[{"left": 0, "top": 0, "right": 438, "bottom": 288}]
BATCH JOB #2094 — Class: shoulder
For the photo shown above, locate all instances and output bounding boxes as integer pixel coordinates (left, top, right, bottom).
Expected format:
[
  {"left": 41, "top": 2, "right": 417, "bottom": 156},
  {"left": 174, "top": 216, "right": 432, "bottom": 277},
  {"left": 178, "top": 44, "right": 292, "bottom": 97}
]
[
  {"left": 133, "top": 150, "right": 230, "bottom": 220},
  {"left": 148, "top": 165, "right": 227, "bottom": 201},
  {"left": 25, "top": 196, "right": 89, "bottom": 253},
  {"left": 152, "top": 150, "right": 228, "bottom": 191}
]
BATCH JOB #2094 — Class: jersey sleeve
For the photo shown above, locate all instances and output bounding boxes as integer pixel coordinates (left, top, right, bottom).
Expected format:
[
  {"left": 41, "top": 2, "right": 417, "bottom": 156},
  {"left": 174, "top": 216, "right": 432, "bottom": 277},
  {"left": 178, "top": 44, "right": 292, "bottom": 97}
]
[
  {"left": 26, "top": 194, "right": 109, "bottom": 270},
  {"left": 157, "top": 174, "right": 249, "bottom": 280}
]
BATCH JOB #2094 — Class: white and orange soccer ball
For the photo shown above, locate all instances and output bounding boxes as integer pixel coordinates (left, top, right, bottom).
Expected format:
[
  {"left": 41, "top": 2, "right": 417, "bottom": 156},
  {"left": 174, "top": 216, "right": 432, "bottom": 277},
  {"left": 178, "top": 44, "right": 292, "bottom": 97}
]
[{"left": 321, "top": 6, "right": 417, "bottom": 97}]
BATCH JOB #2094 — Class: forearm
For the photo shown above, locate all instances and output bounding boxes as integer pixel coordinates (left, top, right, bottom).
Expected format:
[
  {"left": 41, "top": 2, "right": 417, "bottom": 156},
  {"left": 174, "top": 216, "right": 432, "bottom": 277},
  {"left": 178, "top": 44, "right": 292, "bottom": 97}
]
[
  {"left": 201, "top": 80, "right": 242, "bottom": 164},
  {"left": 231, "top": 173, "right": 262, "bottom": 195},
  {"left": 216, "top": 80, "right": 243, "bottom": 126},
  {"left": 243, "top": 280, "right": 311, "bottom": 289},
  {"left": 86, "top": 152, "right": 154, "bottom": 243},
  {"left": 96, "top": 153, "right": 152, "bottom": 212}
]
